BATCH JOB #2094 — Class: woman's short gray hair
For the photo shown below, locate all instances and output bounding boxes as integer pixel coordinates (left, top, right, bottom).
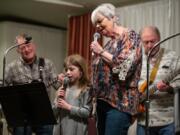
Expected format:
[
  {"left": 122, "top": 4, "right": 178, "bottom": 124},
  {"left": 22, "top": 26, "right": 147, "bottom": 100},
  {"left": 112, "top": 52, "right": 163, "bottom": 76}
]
[{"left": 91, "top": 3, "right": 116, "bottom": 25}]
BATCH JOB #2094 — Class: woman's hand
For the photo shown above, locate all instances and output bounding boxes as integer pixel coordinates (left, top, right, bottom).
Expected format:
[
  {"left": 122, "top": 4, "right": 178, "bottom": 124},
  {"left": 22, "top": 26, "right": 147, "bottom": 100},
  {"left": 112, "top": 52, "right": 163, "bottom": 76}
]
[
  {"left": 90, "top": 41, "right": 104, "bottom": 55},
  {"left": 90, "top": 41, "right": 113, "bottom": 64}
]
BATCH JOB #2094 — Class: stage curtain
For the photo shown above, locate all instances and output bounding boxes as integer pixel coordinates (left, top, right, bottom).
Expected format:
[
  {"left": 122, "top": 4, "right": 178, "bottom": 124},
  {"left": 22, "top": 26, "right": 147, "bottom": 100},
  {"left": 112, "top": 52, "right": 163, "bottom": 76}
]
[{"left": 67, "top": 13, "right": 102, "bottom": 73}]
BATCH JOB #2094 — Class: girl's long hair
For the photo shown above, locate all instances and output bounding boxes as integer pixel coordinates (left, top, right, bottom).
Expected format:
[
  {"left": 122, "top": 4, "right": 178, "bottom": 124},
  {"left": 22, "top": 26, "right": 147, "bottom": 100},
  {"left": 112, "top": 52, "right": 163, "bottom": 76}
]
[{"left": 64, "top": 54, "right": 90, "bottom": 92}]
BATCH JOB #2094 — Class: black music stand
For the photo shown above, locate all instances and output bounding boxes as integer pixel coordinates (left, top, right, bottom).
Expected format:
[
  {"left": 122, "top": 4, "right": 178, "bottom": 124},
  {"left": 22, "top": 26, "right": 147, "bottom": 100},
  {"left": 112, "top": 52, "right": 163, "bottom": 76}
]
[{"left": 0, "top": 82, "right": 56, "bottom": 134}]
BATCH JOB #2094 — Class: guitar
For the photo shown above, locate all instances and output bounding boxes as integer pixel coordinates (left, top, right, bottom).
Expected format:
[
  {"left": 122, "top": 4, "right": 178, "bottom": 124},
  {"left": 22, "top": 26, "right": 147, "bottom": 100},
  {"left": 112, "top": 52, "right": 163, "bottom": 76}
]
[
  {"left": 138, "top": 80, "right": 169, "bottom": 113},
  {"left": 138, "top": 83, "right": 158, "bottom": 113}
]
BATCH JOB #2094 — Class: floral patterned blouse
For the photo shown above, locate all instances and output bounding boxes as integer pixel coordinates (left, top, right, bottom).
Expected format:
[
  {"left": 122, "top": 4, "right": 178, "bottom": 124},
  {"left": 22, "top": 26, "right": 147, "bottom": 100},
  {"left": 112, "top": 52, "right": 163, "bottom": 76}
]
[{"left": 92, "top": 29, "right": 142, "bottom": 115}]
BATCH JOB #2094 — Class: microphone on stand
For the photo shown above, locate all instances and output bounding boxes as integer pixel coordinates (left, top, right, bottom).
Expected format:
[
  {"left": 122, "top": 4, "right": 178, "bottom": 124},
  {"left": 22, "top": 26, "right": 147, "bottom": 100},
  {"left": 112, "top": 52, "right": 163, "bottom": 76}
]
[
  {"left": 2, "top": 35, "right": 32, "bottom": 86},
  {"left": 24, "top": 36, "right": 32, "bottom": 44},
  {"left": 92, "top": 32, "right": 100, "bottom": 56}
]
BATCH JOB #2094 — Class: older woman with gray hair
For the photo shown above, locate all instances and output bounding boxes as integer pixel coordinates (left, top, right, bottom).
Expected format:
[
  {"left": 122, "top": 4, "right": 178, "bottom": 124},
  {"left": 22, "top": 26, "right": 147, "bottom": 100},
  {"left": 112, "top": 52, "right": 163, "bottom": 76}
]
[{"left": 90, "top": 3, "right": 142, "bottom": 135}]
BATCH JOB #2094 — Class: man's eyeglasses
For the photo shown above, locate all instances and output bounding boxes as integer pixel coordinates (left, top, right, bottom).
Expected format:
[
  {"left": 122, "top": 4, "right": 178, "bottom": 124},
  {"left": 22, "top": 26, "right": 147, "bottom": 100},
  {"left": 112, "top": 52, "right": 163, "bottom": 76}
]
[
  {"left": 142, "top": 40, "right": 158, "bottom": 45},
  {"left": 18, "top": 43, "right": 32, "bottom": 52}
]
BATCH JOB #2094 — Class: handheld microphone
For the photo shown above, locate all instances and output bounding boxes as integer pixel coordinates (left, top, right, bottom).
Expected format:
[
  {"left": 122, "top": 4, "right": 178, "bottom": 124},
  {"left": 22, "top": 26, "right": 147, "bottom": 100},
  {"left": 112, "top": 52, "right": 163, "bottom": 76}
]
[
  {"left": 93, "top": 32, "right": 100, "bottom": 42},
  {"left": 92, "top": 32, "right": 100, "bottom": 56},
  {"left": 63, "top": 76, "right": 70, "bottom": 90},
  {"left": 59, "top": 76, "right": 69, "bottom": 99}
]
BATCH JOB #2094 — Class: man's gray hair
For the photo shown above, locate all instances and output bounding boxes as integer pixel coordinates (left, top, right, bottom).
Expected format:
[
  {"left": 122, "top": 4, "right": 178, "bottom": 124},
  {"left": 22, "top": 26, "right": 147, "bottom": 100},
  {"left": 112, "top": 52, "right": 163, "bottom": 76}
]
[
  {"left": 140, "top": 26, "right": 161, "bottom": 40},
  {"left": 91, "top": 3, "right": 116, "bottom": 25}
]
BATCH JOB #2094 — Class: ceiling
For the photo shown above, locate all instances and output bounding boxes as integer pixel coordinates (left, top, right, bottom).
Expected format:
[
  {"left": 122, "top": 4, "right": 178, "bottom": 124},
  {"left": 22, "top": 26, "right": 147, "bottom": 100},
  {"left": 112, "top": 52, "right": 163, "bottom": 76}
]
[{"left": 0, "top": 0, "right": 155, "bottom": 30}]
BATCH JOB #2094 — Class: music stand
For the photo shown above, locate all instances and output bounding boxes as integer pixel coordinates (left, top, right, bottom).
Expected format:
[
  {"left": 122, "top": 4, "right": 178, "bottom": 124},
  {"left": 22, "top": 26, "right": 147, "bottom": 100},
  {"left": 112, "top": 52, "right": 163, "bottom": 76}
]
[{"left": 0, "top": 82, "right": 57, "bottom": 133}]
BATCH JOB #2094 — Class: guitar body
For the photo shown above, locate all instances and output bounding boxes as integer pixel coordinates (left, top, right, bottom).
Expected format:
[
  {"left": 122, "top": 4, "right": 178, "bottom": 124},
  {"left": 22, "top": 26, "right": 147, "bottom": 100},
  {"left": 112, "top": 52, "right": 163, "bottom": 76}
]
[{"left": 138, "top": 84, "right": 158, "bottom": 113}]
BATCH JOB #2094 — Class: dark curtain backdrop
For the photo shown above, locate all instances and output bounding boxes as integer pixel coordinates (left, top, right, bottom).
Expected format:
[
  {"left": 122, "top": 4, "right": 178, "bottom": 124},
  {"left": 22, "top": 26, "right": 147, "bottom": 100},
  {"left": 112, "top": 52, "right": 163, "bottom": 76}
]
[{"left": 67, "top": 13, "right": 102, "bottom": 73}]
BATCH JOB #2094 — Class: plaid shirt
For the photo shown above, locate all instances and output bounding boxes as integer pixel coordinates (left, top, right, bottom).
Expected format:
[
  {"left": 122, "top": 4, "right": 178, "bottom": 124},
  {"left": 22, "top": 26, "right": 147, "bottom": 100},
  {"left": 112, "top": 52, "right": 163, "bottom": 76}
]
[
  {"left": 92, "top": 29, "right": 142, "bottom": 115},
  {"left": 5, "top": 56, "right": 60, "bottom": 94}
]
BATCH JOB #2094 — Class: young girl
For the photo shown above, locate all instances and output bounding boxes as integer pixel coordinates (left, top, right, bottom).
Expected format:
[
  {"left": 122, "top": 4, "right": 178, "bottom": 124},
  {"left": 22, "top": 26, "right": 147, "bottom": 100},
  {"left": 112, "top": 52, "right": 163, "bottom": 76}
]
[{"left": 53, "top": 54, "right": 92, "bottom": 135}]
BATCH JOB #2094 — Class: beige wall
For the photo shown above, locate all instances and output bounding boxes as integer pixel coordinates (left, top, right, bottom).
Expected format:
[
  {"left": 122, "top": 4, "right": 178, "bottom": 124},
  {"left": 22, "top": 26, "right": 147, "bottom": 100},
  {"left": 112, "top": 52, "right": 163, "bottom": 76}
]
[
  {"left": 0, "top": 21, "right": 67, "bottom": 103},
  {"left": 0, "top": 21, "right": 67, "bottom": 78}
]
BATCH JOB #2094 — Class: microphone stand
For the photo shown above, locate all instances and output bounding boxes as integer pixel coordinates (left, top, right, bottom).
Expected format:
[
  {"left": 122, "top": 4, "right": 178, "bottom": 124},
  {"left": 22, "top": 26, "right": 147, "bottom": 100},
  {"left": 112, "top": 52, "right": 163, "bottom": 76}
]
[
  {"left": 2, "top": 42, "right": 27, "bottom": 86},
  {"left": 59, "top": 78, "right": 69, "bottom": 135},
  {"left": 145, "top": 32, "right": 180, "bottom": 135}
]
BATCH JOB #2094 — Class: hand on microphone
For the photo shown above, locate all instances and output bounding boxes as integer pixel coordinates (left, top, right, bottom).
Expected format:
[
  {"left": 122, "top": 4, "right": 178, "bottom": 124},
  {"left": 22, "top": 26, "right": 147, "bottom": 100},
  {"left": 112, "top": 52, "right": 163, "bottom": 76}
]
[
  {"left": 56, "top": 87, "right": 72, "bottom": 111},
  {"left": 56, "top": 73, "right": 71, "bottom": 110},
  {"left": 90, "top": 41, "right": 104, "bottom": 55},
  {"left": 57, "top": 87, "right": 66, "bottom": 98},
  {"left": 91, "top": 32, "right": 101, "bottom": 56}
]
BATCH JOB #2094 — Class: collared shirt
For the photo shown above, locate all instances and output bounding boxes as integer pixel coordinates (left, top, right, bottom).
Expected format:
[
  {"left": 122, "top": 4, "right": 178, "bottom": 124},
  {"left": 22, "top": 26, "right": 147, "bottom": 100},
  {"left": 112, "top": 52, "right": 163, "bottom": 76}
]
[
  {"left": 92, "top": 29, "right": 142, "bottom": 115},
  {"left": 5, "top": 56, "right": 60, "bottom": 95}
]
